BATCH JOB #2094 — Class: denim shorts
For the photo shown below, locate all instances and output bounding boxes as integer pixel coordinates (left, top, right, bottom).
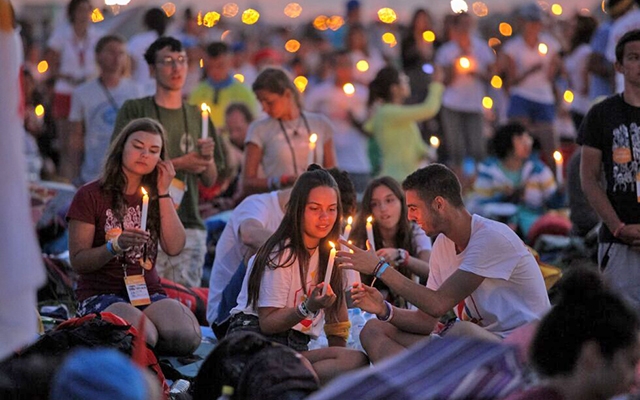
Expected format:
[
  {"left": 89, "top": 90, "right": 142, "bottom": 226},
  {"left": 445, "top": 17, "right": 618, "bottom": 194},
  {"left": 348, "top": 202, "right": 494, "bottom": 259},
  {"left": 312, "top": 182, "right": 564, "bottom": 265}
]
[
  {"left": 76, "top": 293, "right": 167, "bottom": 317},
  {"left": 228, "top": 313, "right": 310, "bottom": 352},
  {"left": 507, "top": 94, "right": 555, "bottom": 123}
]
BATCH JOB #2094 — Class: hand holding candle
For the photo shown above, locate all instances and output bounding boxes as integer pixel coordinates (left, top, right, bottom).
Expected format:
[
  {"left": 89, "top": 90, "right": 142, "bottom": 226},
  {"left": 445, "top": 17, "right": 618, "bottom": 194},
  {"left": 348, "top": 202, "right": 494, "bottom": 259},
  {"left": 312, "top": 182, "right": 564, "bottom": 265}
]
[
  {"left": 323, "top": 241, "right": 336, "bottom": 295},
  {"left": 140, "top": 187, "right": 149, "bottom": 231},
  {"left": 308, "top": 133, "right": 318, "bottom": 166},
  {"left": 553, "top": 151, "right": 563, "bottom": 185},
  {"left": 200, "top": 103, "right": 210, "bottom": 140},
  {"left": 366, "top": 216, "right": 376, "bottom": 252}
]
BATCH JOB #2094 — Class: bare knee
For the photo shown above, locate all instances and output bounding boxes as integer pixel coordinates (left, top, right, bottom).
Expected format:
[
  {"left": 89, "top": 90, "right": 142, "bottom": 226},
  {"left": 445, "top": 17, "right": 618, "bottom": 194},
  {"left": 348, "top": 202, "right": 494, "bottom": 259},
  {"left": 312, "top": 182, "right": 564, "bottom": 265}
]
[
  {"left": 360, "top": 319, "right": 389, "bottom": 347},
  {"left": 144, "top": 299, "right": 202, "bottom": 356},
  {"left": 104, "top": 303, "right": 159, "bottom": 347}
]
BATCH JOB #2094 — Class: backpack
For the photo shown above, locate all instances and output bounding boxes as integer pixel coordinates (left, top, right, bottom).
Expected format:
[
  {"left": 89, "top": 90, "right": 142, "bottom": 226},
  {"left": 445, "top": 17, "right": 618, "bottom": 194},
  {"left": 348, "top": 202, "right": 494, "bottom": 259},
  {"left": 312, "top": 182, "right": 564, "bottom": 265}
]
[{"left": 160, "top": 278, "right": 209, "bottom": 326}]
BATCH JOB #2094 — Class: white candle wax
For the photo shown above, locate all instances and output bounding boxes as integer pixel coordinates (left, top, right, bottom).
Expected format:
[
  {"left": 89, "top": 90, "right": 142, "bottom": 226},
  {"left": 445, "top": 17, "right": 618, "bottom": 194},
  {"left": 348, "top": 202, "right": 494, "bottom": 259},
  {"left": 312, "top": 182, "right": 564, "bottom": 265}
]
[
  {"left": 366, "top": 216, "right": 376, "bottom": 252},
  {"left": 341, "top": 216, "right": 353, "bottom": 251},
  {"left": 201, "top": 103, "right": 209, "bottom": 140},
  {"left": 140, "top": 187, "right": 149, "bottom": 231},
  {"left": 308, "top": 133, "right": 318, "bottom": 166},
  {"left": 553, "top": 151, "right": 563, "bottom": 185},
  {"left": 322, "top": 242, "right": 336, "bottom": 295}
]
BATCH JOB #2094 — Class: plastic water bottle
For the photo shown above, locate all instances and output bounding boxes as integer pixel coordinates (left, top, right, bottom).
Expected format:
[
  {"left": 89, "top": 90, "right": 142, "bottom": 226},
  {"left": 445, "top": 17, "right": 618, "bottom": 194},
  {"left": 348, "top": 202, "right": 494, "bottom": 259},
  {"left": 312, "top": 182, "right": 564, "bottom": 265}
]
[
  {"left": 349, "top": 308, "right": 366, "bottom": 351},
  {"left": 169, "top": 379, "right": 190, "bottom": 399},
  {"left": 216, "top": 385, "right": 234, "bottom": 400}
]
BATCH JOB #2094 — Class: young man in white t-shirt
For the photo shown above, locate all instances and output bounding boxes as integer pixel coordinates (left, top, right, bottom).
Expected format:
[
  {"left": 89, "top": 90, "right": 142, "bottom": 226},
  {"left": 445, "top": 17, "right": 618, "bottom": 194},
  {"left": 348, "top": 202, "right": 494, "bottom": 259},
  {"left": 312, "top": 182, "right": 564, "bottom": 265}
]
[{"left": 338, "top": 164, "right": 550, "bottom": 363}]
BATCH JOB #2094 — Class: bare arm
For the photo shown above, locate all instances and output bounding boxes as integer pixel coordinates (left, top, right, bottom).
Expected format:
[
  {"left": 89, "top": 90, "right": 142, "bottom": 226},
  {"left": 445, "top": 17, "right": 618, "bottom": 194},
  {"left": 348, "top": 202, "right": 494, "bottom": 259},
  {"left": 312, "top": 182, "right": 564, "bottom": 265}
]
[
  {"left": 242, "top": 142, "right": 269, "bottom": 194},
  {"left": 156, "top": 160, "right": 186, "bottom": 255},
  {"left": 326, "top": 298, "right": 348, "bottom": 347},
  {"left": 68, "top": 220, "right": 115, "bottom": 274},
  {"left": 322, "top": 137, "right": 337, "bottom": 169},
  {"left": 238, "top": 218, "right": 275, "bottom": 254}
]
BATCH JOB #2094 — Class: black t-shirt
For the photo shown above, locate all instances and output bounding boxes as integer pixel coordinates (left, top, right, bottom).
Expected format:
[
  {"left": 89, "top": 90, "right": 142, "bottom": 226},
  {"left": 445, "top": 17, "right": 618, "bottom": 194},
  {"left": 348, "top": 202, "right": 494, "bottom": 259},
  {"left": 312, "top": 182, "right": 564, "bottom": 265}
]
[{"left": 578, "top": 93, "right": 640, "bottom": 243}]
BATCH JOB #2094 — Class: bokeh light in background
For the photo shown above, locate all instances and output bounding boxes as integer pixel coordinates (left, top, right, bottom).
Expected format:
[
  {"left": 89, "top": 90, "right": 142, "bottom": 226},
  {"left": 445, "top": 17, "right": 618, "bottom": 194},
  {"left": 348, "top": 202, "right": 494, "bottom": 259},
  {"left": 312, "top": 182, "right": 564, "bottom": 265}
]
[
  {"left": 538, "top": 42, "right": 548, "bottom": 55},
  {"left": 551, "top": 3, "right": 563, "bottom": 15},
  {"left": 356, "top": 60, "right": 369, "bottom": 72},
  {"left": 37, "top": 60, "right": 48, "bottom": 73},
  {"left": 451, "top": 0, "right": 469, "bottom": 13},
  {"left": 234, "top": 73, "right": 245, "bottom": 82},
  {"left": 487, "top": 37, "right": 501, "bottom": 48},
  {"left": 422, "top": 30, "right": 436, "bottom": 42},
  {"left": 382, "top": 32, "right": 397, "bottom": 47},
  {"left": 377, "top": 7, "right": 397, "bottom": 24},
  {"left": 313, "top": 15, "right": 329, "bottom": 30},
  {"left": 326, "top": 15, "right": 344, "bottom": 31},
  {"left": 490, "top": 75, "right": 502, "bottom": 89},
  {"left": 294, "top": 76, "right": 308, "bottom": 92},
  {"left": 285, "top": 39, "right": 301, "bottom": 52},
  {"left": 472, "top": 2, "right": 488, "bottom": 17},
  {"left": 498, "top": 22, "right": 512, "bottom": 36},
  {"left": 203, "top": 12, "right": 221, "bottom": 27},
  {"left": 482, "top": 96, "right": 493, "bottom": 109},
  {"left": 343, "top": 83, "right": 355, "bottom": 96},
  {"left": 284, "top": 2, "right": 303, "bottom": 18},
  {"left": 35, "top": 104, "right": 45, "bottom": 117},
  {"left": 563, "top": 90, "right": 574, "bottom": 103},
  {"left": 161, "top": 2, "right": 175, "bottom": 17},
  {"left": 222, "top": 3, "right": 239, "bottom": 17},
  {"left": 91, "top": 8, "right": 104, "bottom": 22},
  {"left": 242, "top": 8, "right": 260, "bottom": 24}
]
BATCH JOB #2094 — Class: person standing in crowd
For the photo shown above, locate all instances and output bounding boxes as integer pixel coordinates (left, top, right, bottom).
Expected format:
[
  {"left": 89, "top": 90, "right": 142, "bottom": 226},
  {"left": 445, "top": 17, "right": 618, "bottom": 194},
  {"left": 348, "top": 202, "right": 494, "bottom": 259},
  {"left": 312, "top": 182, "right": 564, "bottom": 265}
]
[
  {"left": 505, "top": 268, "right": 640, "bottom": 400},
  {"left": 400, "top": 8, "right": 436, "bottom": 107},
  {"left": 228, "top": 167, "right": 368, "bottom": 384},
  {"left": 500, "top": 2, "right": 561, "bottom": 166},
  {"left": 45, "top": 0, "right": 101, "bottom": 181},
  {"left": 69, "top": 34, "right": 140, "bottom": 186},
  {"left": 580, "top": 29, "right": 640, "bottom": 314},
  {"left": 350, "top": 176, "right": 431, "bottom": 308},
  {"left": 67, "top": 118, "right": 201, "bottom": 355},
  {"left": 588, "top": 0, "right": 635, "bottom": 102},
  {"left": 113, "top": 36, "right": 227, "bottom": 288},
  {"left": 188, "top": 41, "right": 258, "bottom": 130},
  {"left": 306, "top": 50, "right": 371, "bottom": 194},
  {"left": 564, "top": 14, "right": 598, "bottom": 130},
  {"left": 606, "top": 0, "right": 640, "bottom": 93},
  {"left": 127, "top": 7, "right": 169, "bottom": 97},
  {"left": 364, "top": 66, "right": 444, "bottom": 183},
  {"left": 435, "top": 12, "right": 495, "bottom": 178},
  {"left": 242, "top": 67, "right": 336, "bottom": 196},
  {"left": 345, "top": 23, "right": 386, "bottom": 85},
  {"left": 338, "top": 164, "right": 550, "bottom": 363}
]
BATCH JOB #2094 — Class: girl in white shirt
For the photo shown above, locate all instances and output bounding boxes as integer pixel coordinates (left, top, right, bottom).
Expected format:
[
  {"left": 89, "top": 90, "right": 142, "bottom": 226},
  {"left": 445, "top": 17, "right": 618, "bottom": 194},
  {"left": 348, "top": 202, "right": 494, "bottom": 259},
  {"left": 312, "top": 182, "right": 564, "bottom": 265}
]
[{"left": 229, "top": 166, "right": 368, "bottom": 383}]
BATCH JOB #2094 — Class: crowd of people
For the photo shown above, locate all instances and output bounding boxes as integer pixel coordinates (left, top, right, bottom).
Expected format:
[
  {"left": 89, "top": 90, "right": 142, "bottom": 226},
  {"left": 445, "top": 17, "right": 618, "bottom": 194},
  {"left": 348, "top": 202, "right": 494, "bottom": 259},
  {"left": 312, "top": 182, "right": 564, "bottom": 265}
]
[{"left": 9, "top": 0, "right": 640, "bottom": 398}]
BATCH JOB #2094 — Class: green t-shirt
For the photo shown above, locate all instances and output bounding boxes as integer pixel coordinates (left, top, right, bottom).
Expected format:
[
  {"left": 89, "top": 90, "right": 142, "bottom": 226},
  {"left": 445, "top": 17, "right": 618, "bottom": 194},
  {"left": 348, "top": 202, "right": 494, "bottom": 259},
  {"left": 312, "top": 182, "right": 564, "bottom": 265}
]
[{"left": 112, "top": 96, "right": 227, "bottom": 230}]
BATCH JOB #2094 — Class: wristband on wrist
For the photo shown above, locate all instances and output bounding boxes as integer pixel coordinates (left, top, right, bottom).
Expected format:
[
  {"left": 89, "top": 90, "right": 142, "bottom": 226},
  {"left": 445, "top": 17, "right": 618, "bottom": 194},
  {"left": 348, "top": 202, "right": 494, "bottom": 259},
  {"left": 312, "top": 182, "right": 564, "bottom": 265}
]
[
  {"left": 298, "top": 301, "right": 317, "bottom": 318},
  {"left": 376, "top": 262, "right": 390, "bottom": 279},
  {"left": 372, "top": 257, "right": 386, "bottom": 277},
  {"left": 106, "top": 240, "right": 117, "bottom": 256},
  {"left": 377, "top": 301, "right": 394, "bottom": 322},
  {"left": 158, "top": 193, "right": 171, "bottom": 199},
  {"left": 110, "top": 236, "right": 123, "bottom": 254},
  {"left": 614, "top": 223, "right": 626, "bottom": 238}
]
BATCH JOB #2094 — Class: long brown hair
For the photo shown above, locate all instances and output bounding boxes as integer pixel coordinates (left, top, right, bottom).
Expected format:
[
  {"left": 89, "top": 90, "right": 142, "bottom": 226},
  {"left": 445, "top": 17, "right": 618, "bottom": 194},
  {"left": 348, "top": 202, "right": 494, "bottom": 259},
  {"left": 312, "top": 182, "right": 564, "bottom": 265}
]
[
  {"left": 247, "top": 166, "right": 344, "bottom": 321},
  {"left": 100, "top": 118, "right": 168, "bottom": 241}
]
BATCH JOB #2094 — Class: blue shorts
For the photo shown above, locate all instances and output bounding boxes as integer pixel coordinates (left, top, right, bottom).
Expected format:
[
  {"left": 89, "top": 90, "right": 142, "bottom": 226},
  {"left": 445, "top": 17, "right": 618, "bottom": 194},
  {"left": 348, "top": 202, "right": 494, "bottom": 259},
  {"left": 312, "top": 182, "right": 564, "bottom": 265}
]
[
  {"left": 76, "top": 293, "right": 167, "bottom": 316},
  {"left": 507, "top": 94, "right": 555, "bottom": 123}
]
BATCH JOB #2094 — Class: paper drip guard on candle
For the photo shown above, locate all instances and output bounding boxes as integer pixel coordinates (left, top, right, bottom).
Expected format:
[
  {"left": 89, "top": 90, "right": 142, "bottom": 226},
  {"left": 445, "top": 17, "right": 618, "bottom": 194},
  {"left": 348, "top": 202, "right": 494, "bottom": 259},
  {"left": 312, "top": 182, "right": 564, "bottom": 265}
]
[
  {"left": 140, "top": 187, "right": 149, "bottom": 231},
  {"left": 323, "top": 241, "right": 336, "bottom": 295}
]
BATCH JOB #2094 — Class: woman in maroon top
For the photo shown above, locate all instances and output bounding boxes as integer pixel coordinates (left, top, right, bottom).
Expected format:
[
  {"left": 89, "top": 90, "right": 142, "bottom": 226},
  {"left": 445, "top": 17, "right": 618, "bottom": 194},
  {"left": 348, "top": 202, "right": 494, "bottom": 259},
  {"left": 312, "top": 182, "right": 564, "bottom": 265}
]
[{"left": 67, "top": 117, "right": 200, "bottom": 355}]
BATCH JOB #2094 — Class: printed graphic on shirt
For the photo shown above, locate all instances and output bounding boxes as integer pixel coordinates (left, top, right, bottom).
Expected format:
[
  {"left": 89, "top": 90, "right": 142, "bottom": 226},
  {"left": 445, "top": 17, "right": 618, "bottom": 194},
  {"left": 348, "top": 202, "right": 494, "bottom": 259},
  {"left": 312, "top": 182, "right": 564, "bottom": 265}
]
[{"left": 612, "top": 123, "right": 640, "bottom": 193}]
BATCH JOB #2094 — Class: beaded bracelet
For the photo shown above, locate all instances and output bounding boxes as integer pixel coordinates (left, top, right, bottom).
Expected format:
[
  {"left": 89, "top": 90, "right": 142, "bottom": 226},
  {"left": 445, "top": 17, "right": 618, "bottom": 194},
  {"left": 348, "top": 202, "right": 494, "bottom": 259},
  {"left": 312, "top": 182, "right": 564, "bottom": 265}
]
[
  {"left": 372, "top": 257, "right": 386, "bottom": 277},
  {"left": 377, "top": 300, "right": 394, "bottom": 322}
]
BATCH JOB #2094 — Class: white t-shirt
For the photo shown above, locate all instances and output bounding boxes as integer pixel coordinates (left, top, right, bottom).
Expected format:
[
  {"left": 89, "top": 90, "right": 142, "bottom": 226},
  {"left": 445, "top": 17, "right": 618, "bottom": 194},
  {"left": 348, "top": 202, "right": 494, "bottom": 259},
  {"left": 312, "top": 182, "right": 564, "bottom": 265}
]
[
  {"left": 435, "top": 36, "right": 495, "bottom": 113},
  {"left": 127, "top": 31, "right": 159, "bottom": 97},
  {"left": 69, "top": 78, "right": 141, "bottom": 184},
  {"left": 502, "top": 34, "right": 560, "bottom": 104},
  {"left": 305, "top": 81, "right": 371, "bottom": 174},
  {"left": 606, "top": 9, "right": 640, "bottom": 93},
  {"left": 206, "top": 191, "right": 285, "bottom": 324},
  {"left": 426, "top": 214, "right": 550, "bottom": 338},
  {"left": 564, "top": 43, "right": 593, "bottom": 115},
  {"left": 231, "top": 249, "right": 325, "bottom": 339},
  {"left": 47, "top": 24, "right": 101, "bottom": 95},
  {"left": 245, "top": 112, "right": 334, "bottom": 178},
  {"left": 411, "top": 222, "right": 433, "bottom": 253}
]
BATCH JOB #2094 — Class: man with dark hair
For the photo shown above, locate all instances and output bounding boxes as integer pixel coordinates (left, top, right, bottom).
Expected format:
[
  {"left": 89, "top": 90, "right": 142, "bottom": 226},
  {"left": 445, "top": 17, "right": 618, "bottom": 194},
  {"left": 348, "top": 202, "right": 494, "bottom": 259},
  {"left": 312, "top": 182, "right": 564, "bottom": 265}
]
[
  {"left": 581, "top": 29, "right": 640, "bottom": 313},
  {"left": 69, "top": 34, "right": 140, "bottom": 186},
  {"left": 189, "top": 41, "right": 257, "bottom": 129},
  {"left": 338, "top": 164, "right": 549, "bottom": 362},
  {"left": 605, "top": 0, "right": 640, "bottom": 92},
  {"left": 113, "top": 36, "right": 227, "bottom": 288}
]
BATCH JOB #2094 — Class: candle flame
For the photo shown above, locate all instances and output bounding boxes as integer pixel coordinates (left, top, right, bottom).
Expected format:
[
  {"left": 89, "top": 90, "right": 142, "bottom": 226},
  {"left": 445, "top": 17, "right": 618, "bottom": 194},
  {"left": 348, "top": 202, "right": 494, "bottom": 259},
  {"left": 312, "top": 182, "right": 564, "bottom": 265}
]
[
  {"left": 459, "top": 56, "right": 471, "bottom": 69},
  {"left": 201, "top": 103, "right": 210, "bottom": 113},
  {"left": 343, "top": 83, "right": 355, "bottom": 96},
  {"left": 429, "top": 136, "right": 440, "bottom": 148},
  {"left": 328, "top": 241, "right": 335, "bottom": 248},
  {"left": 309, "top": 133, "right": 318, "bottom": 144},
  {"left": 367, "top": 216, "right": 373, "bottom": 223},
  {"left": 141, "top": 187, "right": 148, "bottom": 196},
  {"left": 347, "top": 216, "right": 353, "bottom": 225},
  {"left": 553, "top": 151, "right": 563, "bottom": 162}
]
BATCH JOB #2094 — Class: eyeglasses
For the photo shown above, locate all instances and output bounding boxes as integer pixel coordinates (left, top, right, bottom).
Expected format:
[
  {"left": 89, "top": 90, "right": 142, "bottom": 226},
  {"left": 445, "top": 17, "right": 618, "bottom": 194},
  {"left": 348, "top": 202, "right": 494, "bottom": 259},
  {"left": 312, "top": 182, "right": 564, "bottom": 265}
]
[{"left": 156, "top": 56, "right": 188, "bottom": 67}]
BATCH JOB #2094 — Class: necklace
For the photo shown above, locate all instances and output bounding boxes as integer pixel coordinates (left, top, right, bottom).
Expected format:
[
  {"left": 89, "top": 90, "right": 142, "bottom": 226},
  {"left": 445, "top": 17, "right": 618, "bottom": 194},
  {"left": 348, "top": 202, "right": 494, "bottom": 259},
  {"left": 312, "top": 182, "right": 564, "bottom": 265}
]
[{"left": 282, "top": 116, "right": 304, "bottom": 136}]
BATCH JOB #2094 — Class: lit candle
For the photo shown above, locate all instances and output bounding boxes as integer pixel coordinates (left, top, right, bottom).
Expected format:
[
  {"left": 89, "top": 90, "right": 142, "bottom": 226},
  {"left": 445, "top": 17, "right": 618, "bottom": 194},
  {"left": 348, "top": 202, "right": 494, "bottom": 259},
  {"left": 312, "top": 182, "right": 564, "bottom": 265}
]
[
  {"left": 308, "top": 133, "right": 318, "bottom": 166},
  {"left": 140, "top": 187, "right": 149, "bottom": 231},
  {"left": 322, "top": 241, "right": 336, "bottom": 295},
  {"left": 538, "top": 43, "right": 548, "bottom": 56},
  {"left": 200, "top": 103, "right": 210, "bottom": 139},
  {"left": 553, "top": 151, "right": 563, "bottom": 185},
  {"left": 366, "top": 216, "right": 376, "bottom": 252},
  {"left": 428, "top": 136, "right": 440, "bottom": 161},
  {"left": 341, "top": 216, "right": 353, "bottom": 251},
  {"left": 429, "top": 136, "right": 440, "bottom": 149},
  {"left": 459, "top": 56, "right": 471, "bottom": 70}
]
